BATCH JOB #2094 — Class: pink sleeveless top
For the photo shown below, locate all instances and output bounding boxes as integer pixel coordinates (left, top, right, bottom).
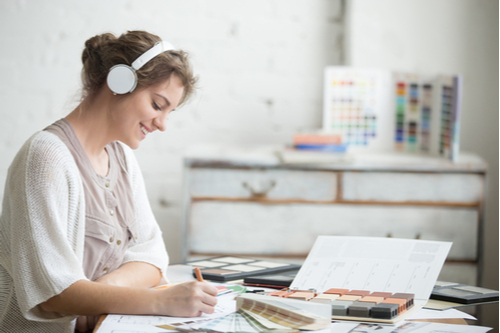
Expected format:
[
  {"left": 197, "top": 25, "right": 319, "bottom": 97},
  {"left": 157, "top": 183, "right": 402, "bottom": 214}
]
[{"left": 44, "top": 119, "right": 136, "bottom": 281}]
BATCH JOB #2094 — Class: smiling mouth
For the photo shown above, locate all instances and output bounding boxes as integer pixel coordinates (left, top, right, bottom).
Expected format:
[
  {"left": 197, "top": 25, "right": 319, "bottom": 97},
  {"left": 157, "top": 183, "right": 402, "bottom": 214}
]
[{"left": 140, "top": 124, "right": 149, "bottom": 136}]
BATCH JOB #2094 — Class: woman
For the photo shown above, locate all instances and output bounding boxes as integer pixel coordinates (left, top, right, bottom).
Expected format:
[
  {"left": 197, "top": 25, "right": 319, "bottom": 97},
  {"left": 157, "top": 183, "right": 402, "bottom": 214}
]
[{"left": 0, "top": 30, "right": 218, "bottom": 333}]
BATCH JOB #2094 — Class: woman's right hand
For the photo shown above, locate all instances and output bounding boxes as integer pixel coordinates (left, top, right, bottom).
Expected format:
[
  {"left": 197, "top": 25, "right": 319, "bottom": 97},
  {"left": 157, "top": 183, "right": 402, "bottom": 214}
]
[{"left": 156, "top": 281, "right": 218, "bottom": 317}]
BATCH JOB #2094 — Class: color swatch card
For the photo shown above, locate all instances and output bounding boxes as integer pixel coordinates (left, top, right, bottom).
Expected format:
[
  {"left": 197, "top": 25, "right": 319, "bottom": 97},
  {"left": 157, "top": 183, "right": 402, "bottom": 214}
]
[
  {"left": 290, "top": 236, "right": 451, "bottom": 307},
  {"left": 392, "top": 73, "right": 462, "bottom": 161},
  {"left": 323, "top": 67, "right": 393, "bottom": 152},
  {"left": 187, "top": 256, "right": 301, "bottom": 282}
]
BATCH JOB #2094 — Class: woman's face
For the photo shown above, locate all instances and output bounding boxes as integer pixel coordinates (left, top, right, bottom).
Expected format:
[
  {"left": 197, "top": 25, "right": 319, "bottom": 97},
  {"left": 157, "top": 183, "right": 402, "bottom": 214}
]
[{"left": 110, "top": 74, "right": 184, "bottom": 149}]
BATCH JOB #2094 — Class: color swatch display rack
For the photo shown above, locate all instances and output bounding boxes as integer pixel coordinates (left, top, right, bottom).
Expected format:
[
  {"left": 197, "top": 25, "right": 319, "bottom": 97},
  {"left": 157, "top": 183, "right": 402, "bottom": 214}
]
[
  {"left": 322, "top": 67, "right": 462, "bottom": 161},
  {"left": 268, "top": 288, "right": 417, "bottom": 324}
]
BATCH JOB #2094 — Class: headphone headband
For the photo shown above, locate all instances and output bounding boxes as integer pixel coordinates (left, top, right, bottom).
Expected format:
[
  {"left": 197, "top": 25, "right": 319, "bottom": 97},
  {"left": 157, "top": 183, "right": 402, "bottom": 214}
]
[
  {"left": 132, "top": 41, "right": 175, "bottom": 70},
  {"left": 107, "top": 40, "right": 175, "bottom": 95}
]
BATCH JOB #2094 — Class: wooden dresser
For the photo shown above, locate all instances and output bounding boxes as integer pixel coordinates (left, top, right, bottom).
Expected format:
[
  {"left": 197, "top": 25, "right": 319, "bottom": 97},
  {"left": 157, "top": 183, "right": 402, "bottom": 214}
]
[{"left": 181, "top": 145, "right": 487, "bottom": 285}]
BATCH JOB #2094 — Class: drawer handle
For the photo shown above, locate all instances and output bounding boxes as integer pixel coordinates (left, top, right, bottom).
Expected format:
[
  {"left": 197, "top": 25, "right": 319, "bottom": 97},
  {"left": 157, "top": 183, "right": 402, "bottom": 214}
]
[{"left": 242, "top": 180, "right": 276, "bottom": 198}]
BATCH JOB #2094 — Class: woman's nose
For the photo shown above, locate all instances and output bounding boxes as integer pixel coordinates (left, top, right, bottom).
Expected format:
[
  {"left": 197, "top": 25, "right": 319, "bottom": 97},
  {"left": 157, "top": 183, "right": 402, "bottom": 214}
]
[{"left": 154, "top": 113, "right": 167, "bottom": 132}]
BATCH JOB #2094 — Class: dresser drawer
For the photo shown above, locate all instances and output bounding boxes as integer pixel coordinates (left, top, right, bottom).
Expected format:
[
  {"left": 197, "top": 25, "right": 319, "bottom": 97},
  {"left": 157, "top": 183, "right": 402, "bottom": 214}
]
[
  {"left": 188, "top": 202, "right": 478, "bottom": 260},
  {"left": 342, "top": 172, "right": 484, "bottom": 203},
  {"left": 188, "top": 168, "right": 337, "bottom": 201}
]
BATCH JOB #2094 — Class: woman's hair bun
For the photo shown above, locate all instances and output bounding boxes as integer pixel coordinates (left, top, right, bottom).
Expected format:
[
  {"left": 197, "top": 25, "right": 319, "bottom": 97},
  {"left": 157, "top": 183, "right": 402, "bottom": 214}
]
[{"left": 82, "top": 33, "right": 116, "bottom": 65}]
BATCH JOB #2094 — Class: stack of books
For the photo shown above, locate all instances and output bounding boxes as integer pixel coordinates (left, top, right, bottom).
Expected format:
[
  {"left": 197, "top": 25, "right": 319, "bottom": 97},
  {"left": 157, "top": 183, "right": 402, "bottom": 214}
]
[{"left": 293, "top": 131, "right": 347, "bottom": 152}]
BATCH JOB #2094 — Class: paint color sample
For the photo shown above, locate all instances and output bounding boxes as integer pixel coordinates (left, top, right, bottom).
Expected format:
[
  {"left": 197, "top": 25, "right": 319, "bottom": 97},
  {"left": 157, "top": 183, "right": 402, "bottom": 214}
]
[
  {"left": 288, "top": 291, "right": 315, "bottom": 301},
  {"left": 268, "top": 290, "right": 294, "bottom": 298},
  {"left": 331, "top": 300, "right": 354, "bottom": 316},
  {"left": 370, "top": 292, "right": 393, "bottom": 298},
  {"left": 420, "top": 84, "right": 432, "bottom": 151},
  {"left": 324, "top": 288, "right": 349, "bottom": 296},
  {"left": 391, "top": 293, "right": 415, "bottom": 308},
  {"left": 371, "top": 303, "right": 399, "bottom": 319},
  {"left": 348, "top": 301, "right": 376, "bottom": 317},
  {"left": 311, "top": 294, "right": 340, "bottom": 304},
  {"left": 337, "top": 295, "right": 362, "bottom": 302},
  {"left": 345, "top": 290, "right": 371, "bottom": 297},
  {"left": 360, "top": 296, "right": 385, "bottom": 304},
  {"left": 381, "top": 298, "right": 406, "bottom": 313}
]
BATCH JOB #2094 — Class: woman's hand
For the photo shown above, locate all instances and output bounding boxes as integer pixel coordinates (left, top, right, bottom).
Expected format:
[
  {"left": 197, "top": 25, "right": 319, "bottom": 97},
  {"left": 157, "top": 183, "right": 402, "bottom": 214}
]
[
  {"left": 156, "top": 281, "right": 219, "bottom": 317},
  {"left": 73, "top": 280, "right": 218, "bottom": 331}
]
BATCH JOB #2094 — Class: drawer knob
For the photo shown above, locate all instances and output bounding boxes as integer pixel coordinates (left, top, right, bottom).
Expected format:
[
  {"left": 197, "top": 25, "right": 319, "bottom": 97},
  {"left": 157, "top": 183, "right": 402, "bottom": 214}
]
[{"left": 242, "top": 180, "right": 276, "bottom": 198}]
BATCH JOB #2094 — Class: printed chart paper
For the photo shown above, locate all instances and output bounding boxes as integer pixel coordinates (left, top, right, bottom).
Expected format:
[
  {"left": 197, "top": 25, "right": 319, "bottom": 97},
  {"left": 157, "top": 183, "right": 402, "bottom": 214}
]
[
  {"left": 290, "top": 236, "right": 452, "bottom": 305},
  {"left": 96, "top": 294, "right": 236, "bottom": 333}
]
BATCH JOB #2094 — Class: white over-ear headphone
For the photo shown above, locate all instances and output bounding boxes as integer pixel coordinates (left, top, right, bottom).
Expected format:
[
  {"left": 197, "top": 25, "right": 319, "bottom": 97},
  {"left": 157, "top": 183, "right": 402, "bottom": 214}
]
[{"left": 106, "top": 41, "right": 175, "bottom": 95}]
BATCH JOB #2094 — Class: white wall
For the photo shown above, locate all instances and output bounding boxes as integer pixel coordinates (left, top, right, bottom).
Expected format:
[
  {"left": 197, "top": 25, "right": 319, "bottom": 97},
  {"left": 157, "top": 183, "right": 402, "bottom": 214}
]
[
  {"left": 0, "top": 0, "right": 343, "bottom": 260},
  {"left": 346, "top": 0, "right": 498, "bottom": 329}
]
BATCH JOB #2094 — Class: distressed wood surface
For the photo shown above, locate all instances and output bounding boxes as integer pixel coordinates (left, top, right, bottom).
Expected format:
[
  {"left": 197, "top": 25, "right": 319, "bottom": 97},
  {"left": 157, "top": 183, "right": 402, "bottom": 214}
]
[
  {"left": 188, "top": 202, "right": 478, "bottom": 260},
  {"left": 189, "top": 168, "right": 338, "bottom": 201},
  {"left": 185, "top": 145, "right": 487, "bottom": 172},
  {"left": 342, "top": 172, "right": 484, "bottom": 203}
]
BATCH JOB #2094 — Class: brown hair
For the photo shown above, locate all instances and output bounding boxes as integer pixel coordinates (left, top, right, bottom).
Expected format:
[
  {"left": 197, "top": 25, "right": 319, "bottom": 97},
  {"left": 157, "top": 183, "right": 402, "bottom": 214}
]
[{"left": 81, "top": 30, "right": 197, "bottom": 106}]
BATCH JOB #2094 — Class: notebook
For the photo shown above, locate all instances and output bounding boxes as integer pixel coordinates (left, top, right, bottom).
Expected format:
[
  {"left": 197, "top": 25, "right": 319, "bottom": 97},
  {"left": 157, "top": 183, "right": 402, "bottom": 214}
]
[{"left": 431, "top": 281, "right": 499, "bottom": 304}]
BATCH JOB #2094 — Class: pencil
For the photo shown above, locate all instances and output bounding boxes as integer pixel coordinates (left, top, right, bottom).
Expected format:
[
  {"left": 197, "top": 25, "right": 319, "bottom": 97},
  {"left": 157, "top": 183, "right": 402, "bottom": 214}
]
[{"left": 194, "top": 267, "right": 204, "bottom": 282}]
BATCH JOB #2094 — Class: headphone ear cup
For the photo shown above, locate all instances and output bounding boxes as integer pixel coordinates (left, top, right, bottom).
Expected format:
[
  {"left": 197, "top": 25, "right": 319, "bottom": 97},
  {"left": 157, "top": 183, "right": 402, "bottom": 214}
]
[{"left": 107, "top": 65, "right": 137, "bottom": 94}]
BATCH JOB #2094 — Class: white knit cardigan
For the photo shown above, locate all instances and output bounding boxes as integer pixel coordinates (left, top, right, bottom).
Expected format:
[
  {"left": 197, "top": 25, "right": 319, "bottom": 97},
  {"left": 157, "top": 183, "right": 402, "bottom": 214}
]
[{"left": 0, "top": 131, "right": 169, "bottom": 333}]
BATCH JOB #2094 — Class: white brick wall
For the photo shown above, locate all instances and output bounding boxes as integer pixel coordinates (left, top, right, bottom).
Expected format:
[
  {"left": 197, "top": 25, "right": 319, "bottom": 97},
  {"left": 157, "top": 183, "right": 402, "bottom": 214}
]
[
  {"left": 346, "top": 1, "right": 498, "bottom": 328},
  {"left": 0, "top": 0, "right": 344, "bottom": 262}
]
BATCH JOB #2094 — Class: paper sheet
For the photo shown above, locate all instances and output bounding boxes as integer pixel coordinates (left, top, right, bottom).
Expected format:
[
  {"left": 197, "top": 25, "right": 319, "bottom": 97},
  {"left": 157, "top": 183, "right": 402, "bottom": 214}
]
[
  {"left": 388, "top": 322, "right": 492, "bottom": 333},
  {"left": 165, "top": 264, "right": 196, "bottom": 283},
  {"left": 96, "top": 294, "right": 236, "bottom": 333},
  {"left": 329, "top": 322, "right": 361, "bottom": 333},
  {"left": 290, "top": 236, "right": 452, "bottom": 303},
  {"left": 97, "top": 321, "right": 173, "bottom": 333},
  {"left": 406, "top": 308, "right": 476, "bottom": 321},
  {"left": 335, "top": 321, "right": 492, "bottom": 333}
]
